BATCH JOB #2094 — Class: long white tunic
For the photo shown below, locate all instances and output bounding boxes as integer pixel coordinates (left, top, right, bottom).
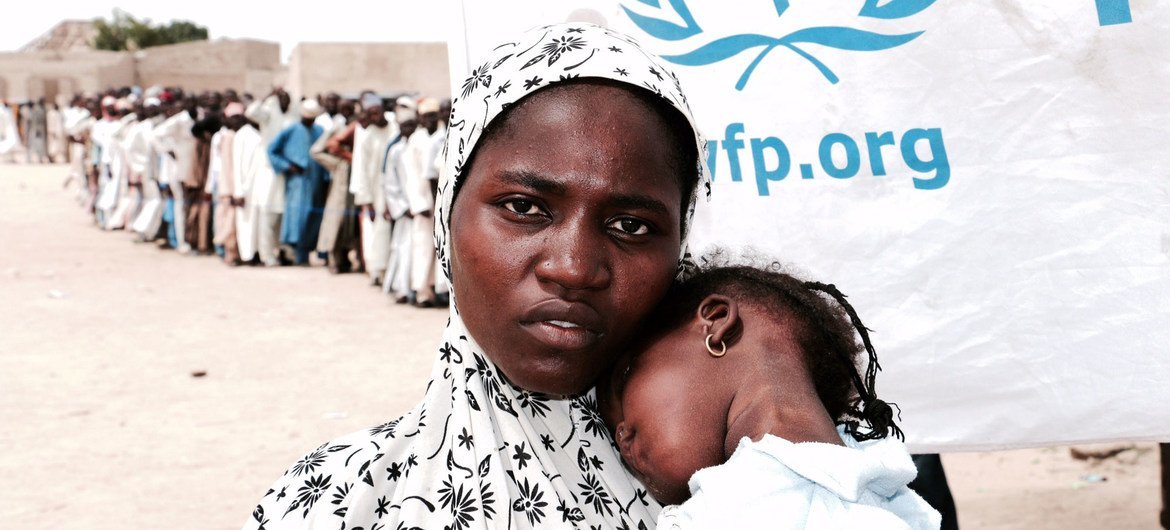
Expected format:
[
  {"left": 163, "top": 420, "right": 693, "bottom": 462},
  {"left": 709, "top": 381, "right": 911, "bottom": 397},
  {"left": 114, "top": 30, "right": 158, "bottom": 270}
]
[
  {"left": 351, "top": 123, "right": 395, "bottom": 275},
  {"left": 151, "top": 112, "right": 198, "bottom": 188},
  {"left": 232, "top": 124, "right": 266, "bottom": 261},
  {"left": 0, "top": 105, "right": 18, "bottom": 155},
  {"left": 403, "top": 128, "right": 434, "bottom": 216},
  {"left": 349, "top": 123, "right": 394, "bottom": 211},
  {"left": 95, "top": 114, "right": 136, "bottom": 223},
  {"left": 381, "top": 138, "right": 413, "bottom": 297}
]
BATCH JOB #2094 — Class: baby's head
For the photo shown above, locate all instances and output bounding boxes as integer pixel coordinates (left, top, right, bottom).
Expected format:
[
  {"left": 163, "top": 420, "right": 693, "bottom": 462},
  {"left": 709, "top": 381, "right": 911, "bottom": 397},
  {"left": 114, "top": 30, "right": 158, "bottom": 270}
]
[{"left": 598, "top": 264, "right": 902, "bottom": 504}]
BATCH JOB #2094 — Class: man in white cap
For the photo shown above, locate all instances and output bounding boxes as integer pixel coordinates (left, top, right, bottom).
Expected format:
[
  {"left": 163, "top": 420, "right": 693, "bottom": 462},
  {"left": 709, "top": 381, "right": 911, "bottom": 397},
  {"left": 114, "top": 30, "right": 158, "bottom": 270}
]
[
  {"left": 232, "top": 111, "right": 265, "bottom": 264},
  {"left": 61, "top": 97, "right": 94, "bottom": 196},
  {"left": 245, "top": 87, "right": 299, "bottom": 264},
  {"left": 349, "top": 94, "right": 395, "bottom": 284},
  {"left": 403, "top": 97, "right": 443, "bottom": 306},
  {"left": 381, "top": 105, "right": 419, "bottom": 302},
  {"left": 151, "top": 97, "right": 199, "bottom": 252},
  {"left": 125, "top": 98, "right": 166, "bottom": 241},
  {"left": 208, "top": 102, "right": 248, "bottom": 264},
  {"left": 267, "top": 99, "right": 329, "bottom": 265},
  {"left": 96, "top": 99, "right": 138, "bottom": 230}
]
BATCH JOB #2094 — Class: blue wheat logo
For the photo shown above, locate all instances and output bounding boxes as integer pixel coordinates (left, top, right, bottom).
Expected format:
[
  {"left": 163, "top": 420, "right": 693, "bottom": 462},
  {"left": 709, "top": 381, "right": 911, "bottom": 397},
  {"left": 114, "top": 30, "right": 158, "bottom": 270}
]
[{"left": 622, "top": 0, "right": 935, "bottom": 89}]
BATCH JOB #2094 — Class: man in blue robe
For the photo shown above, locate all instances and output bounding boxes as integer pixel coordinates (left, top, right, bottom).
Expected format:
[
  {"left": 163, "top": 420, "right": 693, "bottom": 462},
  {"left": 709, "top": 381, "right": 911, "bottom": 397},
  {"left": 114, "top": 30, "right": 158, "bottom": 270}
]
[{"left": 268, "top": 100, "right": 328, "bottom": 265}]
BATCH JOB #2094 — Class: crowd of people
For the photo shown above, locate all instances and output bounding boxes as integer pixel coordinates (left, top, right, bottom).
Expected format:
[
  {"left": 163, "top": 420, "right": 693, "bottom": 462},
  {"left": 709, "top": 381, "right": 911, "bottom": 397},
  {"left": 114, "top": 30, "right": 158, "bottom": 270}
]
[{"left": 0, "top": 86, "right": 452, "bottom": 308}]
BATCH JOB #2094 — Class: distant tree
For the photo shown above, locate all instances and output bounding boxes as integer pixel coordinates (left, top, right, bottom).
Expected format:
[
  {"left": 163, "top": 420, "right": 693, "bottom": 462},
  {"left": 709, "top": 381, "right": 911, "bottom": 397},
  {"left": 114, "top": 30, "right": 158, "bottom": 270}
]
[{"left": 92, "top": 9, "right": 209, "bottom": 51}]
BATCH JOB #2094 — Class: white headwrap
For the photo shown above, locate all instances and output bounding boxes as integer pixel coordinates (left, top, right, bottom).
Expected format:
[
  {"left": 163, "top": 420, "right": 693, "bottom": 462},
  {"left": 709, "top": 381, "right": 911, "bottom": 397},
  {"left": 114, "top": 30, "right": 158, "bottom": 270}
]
[{"left": 246, "top": 23, "right": 709, "bottom": 530}]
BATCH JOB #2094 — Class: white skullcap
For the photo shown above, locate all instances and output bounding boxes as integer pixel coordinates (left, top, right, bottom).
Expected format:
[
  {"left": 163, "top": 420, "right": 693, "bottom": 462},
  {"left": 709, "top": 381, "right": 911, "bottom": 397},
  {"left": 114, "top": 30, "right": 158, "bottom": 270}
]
[
  {"left": 300, "top": 99, "right": 324, "bottom": 119},
  {"left": 360, "top": 94, "right": 383, "bottom": 110},
  {"left": 396, "top": 96, "right": 417, "bottom": 110},
  {"left": 395, "top": 106, "right": 418, "bottom": 123},
  {"left": 418, "top": 97, "right": 440, "bottom": 115},
  {"left": 143, "top": 97, "right": 161, "bottom": 108}
]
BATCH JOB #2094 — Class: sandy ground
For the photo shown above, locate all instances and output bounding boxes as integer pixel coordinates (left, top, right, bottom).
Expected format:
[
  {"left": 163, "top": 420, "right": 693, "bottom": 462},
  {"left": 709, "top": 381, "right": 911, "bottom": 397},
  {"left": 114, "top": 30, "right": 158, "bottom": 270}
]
[{"left": 0, "top": 164, "right": 1162, "bottom": 529}]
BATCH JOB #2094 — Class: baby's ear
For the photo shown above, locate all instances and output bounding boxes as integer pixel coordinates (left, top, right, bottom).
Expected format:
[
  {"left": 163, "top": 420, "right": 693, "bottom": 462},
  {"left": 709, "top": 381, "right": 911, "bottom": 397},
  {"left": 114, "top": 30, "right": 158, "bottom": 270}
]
[{"left": 696, "top": 294, "right": 742, "bottom": 348}]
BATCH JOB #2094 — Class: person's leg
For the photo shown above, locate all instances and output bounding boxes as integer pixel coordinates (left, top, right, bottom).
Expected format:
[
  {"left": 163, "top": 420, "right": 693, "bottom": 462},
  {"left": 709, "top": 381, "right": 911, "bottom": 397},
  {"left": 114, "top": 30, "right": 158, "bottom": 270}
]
[
  {"left": 172, "top": 186, "right": 190, "bottom": 253},
  {"left": 410, "top": 214, "right": 436, "bottom": 306},
  {"left": 258, "top": 211, "right": 281, "bottom": 266},
  {"left": 1161, "top": 443, "right": 1169, "bottom": 529},
  {"left": 908, "top": 454, "right": 959, "bottom": 530}
]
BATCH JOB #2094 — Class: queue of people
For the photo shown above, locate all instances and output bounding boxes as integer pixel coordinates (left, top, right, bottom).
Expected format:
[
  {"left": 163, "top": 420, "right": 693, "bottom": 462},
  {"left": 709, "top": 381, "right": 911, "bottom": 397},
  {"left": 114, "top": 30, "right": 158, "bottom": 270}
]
[{"left": 1, "top": 86, "right": 451, "bottom": 308}]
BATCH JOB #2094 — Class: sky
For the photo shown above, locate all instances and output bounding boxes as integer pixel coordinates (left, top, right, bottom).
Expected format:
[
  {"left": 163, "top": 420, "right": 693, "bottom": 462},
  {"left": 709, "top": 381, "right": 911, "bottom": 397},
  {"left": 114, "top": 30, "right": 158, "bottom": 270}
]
[{"left": 1, "top": 0, "right": 459, "bottom": 61}]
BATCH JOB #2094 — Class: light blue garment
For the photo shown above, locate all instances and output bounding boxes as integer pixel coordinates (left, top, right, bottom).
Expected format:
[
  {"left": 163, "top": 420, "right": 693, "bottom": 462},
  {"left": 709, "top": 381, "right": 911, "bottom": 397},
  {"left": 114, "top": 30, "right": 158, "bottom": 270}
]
[
  {"left": 268, "top": 122, "right": 327, "bottom": 264},
  {"left": 658, "top": 427, "right": 941, "bottom": 530}
]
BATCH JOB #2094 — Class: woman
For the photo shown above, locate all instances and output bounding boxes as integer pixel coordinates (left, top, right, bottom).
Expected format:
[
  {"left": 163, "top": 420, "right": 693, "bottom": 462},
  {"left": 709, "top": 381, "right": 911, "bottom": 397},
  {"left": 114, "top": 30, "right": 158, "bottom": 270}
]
[{"left": 245, "top": 23, "right": 709, "bottom": 529}]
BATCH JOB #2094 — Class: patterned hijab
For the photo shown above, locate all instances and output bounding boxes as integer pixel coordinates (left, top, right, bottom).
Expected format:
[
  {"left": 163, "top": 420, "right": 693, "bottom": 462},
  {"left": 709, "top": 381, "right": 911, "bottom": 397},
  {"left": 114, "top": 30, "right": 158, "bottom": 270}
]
[{"left": 246, "top": 23, "right": 709, "bottom": 530}]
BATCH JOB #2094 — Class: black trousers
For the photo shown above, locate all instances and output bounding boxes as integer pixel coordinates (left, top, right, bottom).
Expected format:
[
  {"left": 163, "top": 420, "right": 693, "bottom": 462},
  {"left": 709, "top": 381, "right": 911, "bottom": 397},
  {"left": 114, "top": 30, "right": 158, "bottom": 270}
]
[{"left": 909, "top": 454, "right": 959, "bottom": 530}]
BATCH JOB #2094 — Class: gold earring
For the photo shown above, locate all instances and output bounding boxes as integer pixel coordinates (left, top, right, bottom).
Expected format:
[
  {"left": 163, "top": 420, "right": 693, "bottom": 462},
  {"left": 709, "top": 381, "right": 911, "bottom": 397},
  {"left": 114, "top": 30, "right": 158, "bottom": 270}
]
[{"left": 705, "top": 334, "right": 727, "bottom": 357}]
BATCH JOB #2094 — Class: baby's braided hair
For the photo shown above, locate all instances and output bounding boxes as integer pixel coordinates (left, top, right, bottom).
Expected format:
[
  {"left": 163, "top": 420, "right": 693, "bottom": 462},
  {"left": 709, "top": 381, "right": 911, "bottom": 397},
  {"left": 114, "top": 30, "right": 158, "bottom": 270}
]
[{"left": 659, "top": 261, "right": 903, "bottom": 442}]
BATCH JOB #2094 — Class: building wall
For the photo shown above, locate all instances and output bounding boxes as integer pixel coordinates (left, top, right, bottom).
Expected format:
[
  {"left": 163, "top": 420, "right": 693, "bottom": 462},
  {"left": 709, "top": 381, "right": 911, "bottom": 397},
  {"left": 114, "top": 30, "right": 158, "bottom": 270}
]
[
  {"left": 136, "top": 39, "right": 282, "bottom": 96},
  {"left": 0, "top": 50, "right": 133, "bottom": 102},
  {"left": 0, "top": 39, "right": 450, "bottom": 103},
  {"left": 287, "top": 42, "right": 450, "bottom": 100}
]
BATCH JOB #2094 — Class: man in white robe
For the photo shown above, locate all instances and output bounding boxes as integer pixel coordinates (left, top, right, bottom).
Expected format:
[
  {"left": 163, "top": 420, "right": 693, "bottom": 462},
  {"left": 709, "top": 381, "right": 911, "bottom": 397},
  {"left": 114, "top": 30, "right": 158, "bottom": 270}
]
[
  {"left": 62, "top": 100, "right": 93, "bottom": 192},
  {"left": 125, "top": 99, "right": 165, "bottom": 240},
  {"left": 381, "top": 108, "right": 419, "bottom": 302},
  {"left": 46, "top": 103, "right": 66, "bottom": 163},
  {"left": 151, "top": 100, "right": 199, "bottom": 253},
  {"left": 232, "top": 118, "right": 266, "bottom": 264},
  {"left": 349, "top": 97, "right": 395, "bottom": 284},
  {"left": 245, "top": 89, "right": 299, "bottom": 265},
  {"left": 106, "top": 102, "right": 146, "bottom": 230},
  {"left": 209, "top": 103, "right": 247, "bottom": 264},
  {"left": 0, "top": 101, "right": 18, "bottom": 162},
  {"left": 403, "top": 98, "right": 443, "bottom": 307},
  {"left": 96, "top": 101, "right": 136, "bottom": 230},
  {"left": 88, "top": 100, "right": 120, "bottom": 226}
]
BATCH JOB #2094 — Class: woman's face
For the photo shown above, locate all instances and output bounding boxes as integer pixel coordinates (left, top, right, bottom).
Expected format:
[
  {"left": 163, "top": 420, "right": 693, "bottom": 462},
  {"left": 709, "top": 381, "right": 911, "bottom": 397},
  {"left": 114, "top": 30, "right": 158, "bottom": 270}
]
[{"left": 450, "top": 83, "right": 685, "bottom": 395}]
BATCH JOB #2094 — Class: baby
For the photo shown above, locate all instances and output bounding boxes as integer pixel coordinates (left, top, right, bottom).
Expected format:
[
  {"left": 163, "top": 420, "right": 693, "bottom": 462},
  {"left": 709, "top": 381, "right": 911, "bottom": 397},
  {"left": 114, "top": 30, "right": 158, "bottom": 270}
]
[{"left": 598, "top": 265, "right": 941, "bottom": 529}]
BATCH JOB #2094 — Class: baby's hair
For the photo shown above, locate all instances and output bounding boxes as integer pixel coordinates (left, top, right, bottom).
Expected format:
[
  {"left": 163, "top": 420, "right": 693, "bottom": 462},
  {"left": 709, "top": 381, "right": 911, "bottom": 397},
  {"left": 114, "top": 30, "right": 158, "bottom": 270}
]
[{"left": 656, "top": 260, "right": 904, "bottom": 442}]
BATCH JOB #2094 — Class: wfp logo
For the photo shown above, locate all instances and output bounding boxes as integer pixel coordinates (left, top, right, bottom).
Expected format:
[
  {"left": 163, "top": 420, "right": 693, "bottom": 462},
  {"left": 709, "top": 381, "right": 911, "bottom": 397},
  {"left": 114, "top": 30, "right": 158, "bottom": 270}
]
[{"left": 622, "top": 0, "right": 935, "bottom": 89}]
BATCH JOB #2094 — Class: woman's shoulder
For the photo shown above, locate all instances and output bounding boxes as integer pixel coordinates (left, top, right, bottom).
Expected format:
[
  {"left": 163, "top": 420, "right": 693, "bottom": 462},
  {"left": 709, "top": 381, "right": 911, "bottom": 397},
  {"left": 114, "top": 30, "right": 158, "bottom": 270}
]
[{"left": 243, "top": 419, "right": 417, "bottom": 530}]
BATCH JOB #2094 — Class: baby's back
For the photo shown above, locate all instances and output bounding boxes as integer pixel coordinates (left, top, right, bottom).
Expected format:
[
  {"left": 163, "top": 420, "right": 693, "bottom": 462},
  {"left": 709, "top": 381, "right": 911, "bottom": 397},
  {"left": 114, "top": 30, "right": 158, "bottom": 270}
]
[{"left": 658, "top": 428, "right": 940, "bottom": 529}]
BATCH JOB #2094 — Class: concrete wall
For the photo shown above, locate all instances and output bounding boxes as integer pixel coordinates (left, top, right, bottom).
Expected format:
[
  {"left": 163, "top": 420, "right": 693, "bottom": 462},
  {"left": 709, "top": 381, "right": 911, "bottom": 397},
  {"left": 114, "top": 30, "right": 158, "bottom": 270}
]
[
  {"left": 0, "top": 50, "right": 134, "bottom": 102},
  {"left": 0, "top": 39, "right": 450, "bottom": 103},
  {"left": 136, "top": 39, "right": 281, "bottom": 96},
  {"left": 287, "top": 42, "right": 450, "bottom": 100}
]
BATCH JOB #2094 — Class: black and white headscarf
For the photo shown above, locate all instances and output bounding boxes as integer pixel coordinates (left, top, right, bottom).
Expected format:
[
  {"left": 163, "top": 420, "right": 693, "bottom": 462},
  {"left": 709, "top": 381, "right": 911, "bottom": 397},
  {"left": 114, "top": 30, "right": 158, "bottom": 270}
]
[{"left": 245, "top": 23, "right": 710, "bottom": 530}]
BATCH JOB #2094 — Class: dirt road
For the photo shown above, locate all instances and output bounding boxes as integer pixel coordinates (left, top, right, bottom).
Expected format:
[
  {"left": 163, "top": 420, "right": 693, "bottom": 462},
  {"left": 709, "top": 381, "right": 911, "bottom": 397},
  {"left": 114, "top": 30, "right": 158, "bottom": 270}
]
[{"left": 0, "top": 164, "right": 1161, "bottom": 529}]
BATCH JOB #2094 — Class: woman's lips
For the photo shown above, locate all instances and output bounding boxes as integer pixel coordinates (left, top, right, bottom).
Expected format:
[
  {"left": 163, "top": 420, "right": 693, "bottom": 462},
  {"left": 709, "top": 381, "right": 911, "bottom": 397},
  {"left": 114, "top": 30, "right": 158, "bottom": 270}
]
[
  {"left": 520, "top": 321, "right": 601, "bottom": 351},
  {"left": 518, "top": 299, "right": 605, "bottom": 351}
]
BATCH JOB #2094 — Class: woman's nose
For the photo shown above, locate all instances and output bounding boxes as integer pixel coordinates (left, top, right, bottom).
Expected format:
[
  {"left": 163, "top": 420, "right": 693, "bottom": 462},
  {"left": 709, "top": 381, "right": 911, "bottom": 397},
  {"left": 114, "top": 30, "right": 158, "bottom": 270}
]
[{"left": 533, "top": 224, "right": 610, "bottom": 292}]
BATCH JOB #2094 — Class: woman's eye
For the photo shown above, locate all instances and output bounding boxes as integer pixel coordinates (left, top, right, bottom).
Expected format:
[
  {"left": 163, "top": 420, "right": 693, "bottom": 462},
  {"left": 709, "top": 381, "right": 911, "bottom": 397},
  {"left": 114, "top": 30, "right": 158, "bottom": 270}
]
[
  {"left": 609, "top": 218, "right": 651, "bottom": 236},
  {"left": 502, "top": 199, "right": 541, "bottom": 216}
]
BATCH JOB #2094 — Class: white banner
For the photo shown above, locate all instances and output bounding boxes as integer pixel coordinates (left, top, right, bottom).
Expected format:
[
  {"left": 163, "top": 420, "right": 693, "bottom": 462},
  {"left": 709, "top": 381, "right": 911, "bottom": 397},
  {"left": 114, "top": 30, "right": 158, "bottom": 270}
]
[{"left": 451, "top": 0, "right": 1170, "bottom": 452}]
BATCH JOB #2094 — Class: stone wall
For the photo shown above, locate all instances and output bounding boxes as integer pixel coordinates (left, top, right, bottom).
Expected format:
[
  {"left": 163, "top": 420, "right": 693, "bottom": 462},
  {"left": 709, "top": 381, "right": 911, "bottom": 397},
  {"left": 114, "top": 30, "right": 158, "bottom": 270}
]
[{"left": 287, "top": 42, "right": 450, "bottom": 99}]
